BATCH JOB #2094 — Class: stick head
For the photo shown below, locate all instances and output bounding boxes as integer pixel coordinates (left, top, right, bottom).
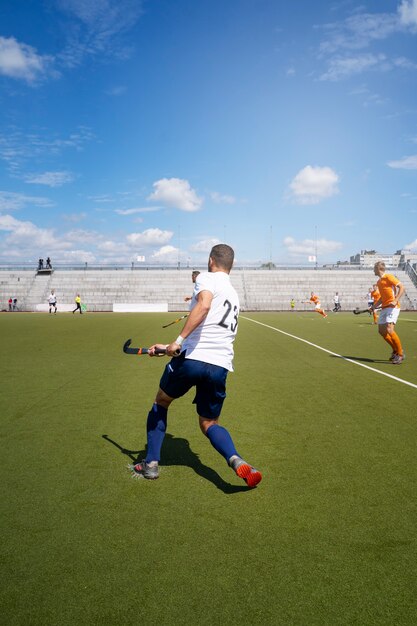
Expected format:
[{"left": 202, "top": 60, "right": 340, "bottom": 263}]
[{"left": 123, "top": 339, "right": 132, "bottom": 353}]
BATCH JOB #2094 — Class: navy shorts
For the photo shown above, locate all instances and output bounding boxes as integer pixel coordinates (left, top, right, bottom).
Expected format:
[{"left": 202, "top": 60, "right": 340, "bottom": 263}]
[{"left": 159, "top": 351, "right": 228, "bottom": 420}]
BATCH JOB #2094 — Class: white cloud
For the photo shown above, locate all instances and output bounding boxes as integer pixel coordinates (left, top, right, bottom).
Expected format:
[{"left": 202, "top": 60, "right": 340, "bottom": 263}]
[
  {"left": 60, "top": 249, "right": 97, "bottom": 263},
  {"left": 126, "top": 228, "right": 173, "bottom": 247},
  {"left": 62, "top": 212, "right": 87, "bottom": 222},
  {"left": 209, "top": 191, "right": 236, "bottom": 205},
  {"left": 387, "top": 155, "right": 417, "bottom": 169},
  {"left": 318, "top": 5, "right": 417, "bottom": 81},
  {"left": 0, "top": 214, "right": 109, "bottom": 264},
  {"left": 150, "top": 245, "right": 179, "bottom": 261},
  {"left": 115, "top": 207, "right": 160, "bottom": 215},
  {"left": 320, "top": 53, "right": 387, "bottom": 81},
  {"left": 0, "top": 213, "right": 157, "bottom": 264},
  {"left": 190, "top": 238, "right": 221, "bottom": 252},
  {"left": 404, "top": 238, "right": 417, "bottom": 250},
  {"left": 0, "top": 214, "right": 62, "bottom": 249},
  {"left": 0, "top": 36, "right": 55, "bottom": 83},
  {"left": 97, "top": 240, "right": 129, "bottom": 254},
  {"left": 66, "top": 229, "right": 99, "bottom": 244},
  {"left": 319, "top": 12, "right": 399, "bottom": 55},
  {"left": 25, "top": 171, "right": 74, "bottom": 187},
  {"left": 105, "top": 85, "right": 127, "bottom": 96},
  {"left": 283, "top": 236, "right": 343, "bottom": 257},
  {"left": 393, "top": 55, "right": 417, "bottom": 69},
  {"left": 399, "top": 0, "right": 417, "bottom": 28},
  {"left": 148, "top": 178, "right": 203, "bottom": 212},
  {"left": 0, "top": 127, "right": 94, "bottom": 174},
  {"left": 88, "top": 193, "right": 114, "bottom": 203},
  {"left": 56, "top": 0, "right": 144, "bottom": 67},
  {"left": 288, "top": 165, "right": 340, "bottom": 205},
  {"left": 0, "top": 191, "right": 52, "bottom": 211}
]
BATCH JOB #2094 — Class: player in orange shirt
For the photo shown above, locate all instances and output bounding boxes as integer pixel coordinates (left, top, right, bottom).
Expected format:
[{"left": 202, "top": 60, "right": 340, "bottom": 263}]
[
  {"left": 304, "top": 292, "right": 327, "bottom": 318},
  {"left": 372, "top": 262, "right": 405, "bottom": 364},
  {"left": 370, "top": 284, "right": 380, "bottom": 324}
]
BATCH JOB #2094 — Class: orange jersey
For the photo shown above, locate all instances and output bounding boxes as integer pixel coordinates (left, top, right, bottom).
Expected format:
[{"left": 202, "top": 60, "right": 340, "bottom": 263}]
[
  {"left": 310, "top": 294, "right": 319, "bottom": 304},
  {"left": 371, "top": 289, "right": 380, "bottom": 304},
  {"left": 377, "top": 274, "right": 401, "bottom": 309}
]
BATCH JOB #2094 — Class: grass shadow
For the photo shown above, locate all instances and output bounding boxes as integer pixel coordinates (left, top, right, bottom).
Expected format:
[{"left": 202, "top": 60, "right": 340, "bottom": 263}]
[
  {"left": 102, "top": 433, "right": 251, "bottom": 494},
  {"left": 330, "top": 355, "right": 389, "bottom": 364}
]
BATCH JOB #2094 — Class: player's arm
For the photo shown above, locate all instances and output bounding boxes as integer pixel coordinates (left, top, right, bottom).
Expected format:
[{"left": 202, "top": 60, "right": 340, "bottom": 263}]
[
  {"left": 147, "top": 293, "right": 212, "bottom": 357},
  {"left": 166, "top": 290, "right": 213, "bottom": 356},
  {"left": 393, "top": 281, "right": 404, "bottom": 306},
  {"left": 371, "top": 297, "right": 381, "bottom": 310}
]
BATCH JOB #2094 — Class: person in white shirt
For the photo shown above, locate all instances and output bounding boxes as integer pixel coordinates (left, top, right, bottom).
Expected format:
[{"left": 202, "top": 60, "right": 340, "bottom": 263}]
[
  {"left": 366, "top": 288, "right": 374, "bottom": 315},
  {"left": 333, "top": 292, "right": 341, "bottom": 312},
  {"left": 48, "top": 290, "right": 57, "bottom": 314},
  {"left": 130, "top": 244, "right": 262, "bottom": 488},
  {"left": 184, "top": 270, "right": 200, "bottom": 307}
]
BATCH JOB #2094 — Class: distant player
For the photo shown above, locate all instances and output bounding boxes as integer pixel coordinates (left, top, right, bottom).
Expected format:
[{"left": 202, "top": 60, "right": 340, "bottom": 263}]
[
  {"left": 372, "top": 262, "right": 405, "bottom": 365},
  {"left": 48, "top": 290, "right": 57, "bottom": 314},
  {"left": 370, "top": 284, "right": 380, "bottom": 324},
  {"left": 72, "top": 294, "right": 83, "bottom": 314},
  {"left": 304, "top": 292, "right": 327, "bottom": 318},
  {"left": 184, "top": 270, "right": 200, "bottom": 305},
  {"left": 290, "top": 298, "right": 295, "bottom": 311},
  {"left": 366, "top": 288, "right": 374, "bottom": 317},
  {"left": 333, "top": 292, "right": 341, "bottom": 312}
]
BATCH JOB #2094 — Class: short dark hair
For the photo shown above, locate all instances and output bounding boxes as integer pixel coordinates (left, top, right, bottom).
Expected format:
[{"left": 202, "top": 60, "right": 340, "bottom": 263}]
[
  {"left": 210, "top": 244, "right": 234, "bottom": 271},
  {"left": 192, "top": 270, "right": 200, "bottom": 276}
]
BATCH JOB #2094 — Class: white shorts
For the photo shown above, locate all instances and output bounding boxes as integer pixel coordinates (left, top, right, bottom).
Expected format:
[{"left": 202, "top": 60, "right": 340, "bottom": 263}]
[
  {"left": 378, "top": 307, "right": 400, "bottom": 325},
  {"left": 315, "top": 302, "right": 321, "bottom": 309}
]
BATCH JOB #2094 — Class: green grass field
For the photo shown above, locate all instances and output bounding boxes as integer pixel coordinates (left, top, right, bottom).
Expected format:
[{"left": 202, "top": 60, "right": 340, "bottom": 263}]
[{"left": 1, "top": 311, "right": 416, "bottom": 625}]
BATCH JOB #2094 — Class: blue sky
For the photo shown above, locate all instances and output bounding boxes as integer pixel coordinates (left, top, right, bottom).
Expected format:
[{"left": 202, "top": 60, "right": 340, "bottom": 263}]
[{"left": 0, "top": 0, "right": 416, "bottom": 266}]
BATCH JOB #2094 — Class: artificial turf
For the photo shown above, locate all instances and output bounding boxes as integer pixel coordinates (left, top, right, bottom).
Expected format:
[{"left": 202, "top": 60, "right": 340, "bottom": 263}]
[{"left": 0, "top": 311, "right": 416, "bottom": 625}]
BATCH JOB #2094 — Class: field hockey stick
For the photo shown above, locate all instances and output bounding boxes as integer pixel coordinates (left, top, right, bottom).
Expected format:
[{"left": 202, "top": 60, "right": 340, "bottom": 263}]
[
  {"left": 123, "top": 339, "right": 167, "bottom": 355},
  {"left": 123, "top": 339, "right": 181, "bottom": 356},
  {"left": 162, "top": 314, "right": 188, "bottom": 328},
  {"left": 353, "top": 305, "right": 381, "bottom": 315}
]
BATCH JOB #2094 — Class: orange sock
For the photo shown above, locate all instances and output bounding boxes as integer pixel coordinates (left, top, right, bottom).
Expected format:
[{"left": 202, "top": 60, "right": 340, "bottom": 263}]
[
  {"left": 373, "top": 311, "right": 377, "bottom": 323},
  {"left": 382, "top": 332, "right": 395, "bottom": 349},
  {"left": 390, "top": 331, "right": 403, "bottom": 357}
]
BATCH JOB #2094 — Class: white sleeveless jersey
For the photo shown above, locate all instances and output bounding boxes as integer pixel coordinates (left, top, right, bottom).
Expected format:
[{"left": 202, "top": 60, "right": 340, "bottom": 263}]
[{"left": 183, "top": 271, "right": 239, "bottom": 371}]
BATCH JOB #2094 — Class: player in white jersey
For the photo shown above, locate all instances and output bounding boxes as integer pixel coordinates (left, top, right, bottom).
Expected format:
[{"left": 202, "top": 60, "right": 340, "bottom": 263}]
[
  {"left": 182, "top": 270, "right": 239, "bottom": 370},
  {"left": 48, "top": 290, "right": 57, "bottom": 314},
  {"left": 184, "top": 270, "right": 200, "bottom": 309},
  {"left": 130, "top": 244, "right": 262, "bottom": 488}
]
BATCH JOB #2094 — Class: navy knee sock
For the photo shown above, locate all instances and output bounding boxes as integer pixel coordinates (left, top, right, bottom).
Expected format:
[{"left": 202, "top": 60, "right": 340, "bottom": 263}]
[
  {"left": 206, "top": 424, "right": 238, "bottom": 463},
  {"left": 145, "top": 403, "right": 167, "bottom": 463}
]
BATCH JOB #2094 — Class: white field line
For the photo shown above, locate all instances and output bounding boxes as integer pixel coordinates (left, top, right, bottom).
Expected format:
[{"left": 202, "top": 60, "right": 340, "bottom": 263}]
[{"left": 241, "top": 316, "right": 417, "bottom": 390}]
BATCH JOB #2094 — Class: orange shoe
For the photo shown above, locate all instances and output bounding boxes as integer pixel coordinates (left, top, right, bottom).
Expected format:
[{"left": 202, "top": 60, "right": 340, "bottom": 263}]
[{"left": 230, "top": 457, "right": 262, "bottom": 488}]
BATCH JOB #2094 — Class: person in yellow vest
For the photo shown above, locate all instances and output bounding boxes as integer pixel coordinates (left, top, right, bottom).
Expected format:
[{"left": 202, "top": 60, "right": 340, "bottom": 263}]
[{"left": 73, "top": 293, "right": 82, "bottom": 314}]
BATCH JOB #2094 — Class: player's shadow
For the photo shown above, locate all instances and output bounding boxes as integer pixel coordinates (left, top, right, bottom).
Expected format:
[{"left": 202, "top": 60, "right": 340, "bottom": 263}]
[
  {"left": 330, "top": 355, "right": 389, "bottom": 364},
  {"left": 102, "top": 433, "right": 251, "bottom": 494}
]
